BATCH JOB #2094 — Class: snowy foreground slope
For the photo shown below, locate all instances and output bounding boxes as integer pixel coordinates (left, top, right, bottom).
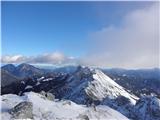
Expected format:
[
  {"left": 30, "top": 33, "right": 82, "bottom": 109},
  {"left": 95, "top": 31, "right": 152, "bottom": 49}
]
[{"left": 1, "top": 92, "right": 129, "bottom": 120}]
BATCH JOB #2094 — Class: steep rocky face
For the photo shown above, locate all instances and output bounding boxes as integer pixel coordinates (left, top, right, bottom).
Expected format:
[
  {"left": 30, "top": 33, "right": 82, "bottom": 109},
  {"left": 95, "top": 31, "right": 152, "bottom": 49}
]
[{"left": 134, "top": 96, "right": 160, "bottom": 120}]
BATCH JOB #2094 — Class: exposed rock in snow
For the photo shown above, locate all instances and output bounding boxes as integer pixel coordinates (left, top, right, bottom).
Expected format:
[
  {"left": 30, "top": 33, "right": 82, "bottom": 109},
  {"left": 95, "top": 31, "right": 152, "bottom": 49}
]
[
  {"left": 46, "top": 93, "right": 55, "bottom": 101},
  {"left": 10, "top": 101, "right": 33, "bottom": 119},
  {"left": 1, "top": 92, "right": 129, "bottom": 120},
  {"left": 77, "top": 114, "right": 90, "bottom": 120},
  {"left": 134, "top": 95, "right": 160, "bottom": 120},
  {"left": 39, "top": 91, "right": 55, "bottom": 101}
]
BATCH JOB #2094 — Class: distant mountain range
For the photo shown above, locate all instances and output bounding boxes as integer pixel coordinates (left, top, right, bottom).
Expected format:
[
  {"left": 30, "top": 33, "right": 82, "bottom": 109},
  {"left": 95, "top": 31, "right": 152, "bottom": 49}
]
[
  {"left": 1, "top": 63, "right": 159, "bottom": 97},
  {"left": 1, "top": 63, "right": 160, "bottom": 120},
  {"left": 1, "top": 63, "right": 44, "bottom": 78}
]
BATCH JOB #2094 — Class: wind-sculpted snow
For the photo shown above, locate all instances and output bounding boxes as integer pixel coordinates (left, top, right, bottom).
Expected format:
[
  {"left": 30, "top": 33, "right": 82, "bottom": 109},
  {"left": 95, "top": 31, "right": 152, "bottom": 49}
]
[{"left": 1, "top": 92, "right": 129, "bottom": 120}]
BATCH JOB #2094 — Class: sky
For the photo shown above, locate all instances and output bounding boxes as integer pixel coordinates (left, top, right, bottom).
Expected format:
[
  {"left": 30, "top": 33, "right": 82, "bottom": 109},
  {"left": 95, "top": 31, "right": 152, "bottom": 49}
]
[{"left": 1, "top": 1, "right": 159, "bottom": 68}]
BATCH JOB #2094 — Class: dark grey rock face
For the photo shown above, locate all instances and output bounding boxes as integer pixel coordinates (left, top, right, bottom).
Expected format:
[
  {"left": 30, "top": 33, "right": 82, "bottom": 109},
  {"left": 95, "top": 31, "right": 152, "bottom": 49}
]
[{"left": 10, "top": 101, "right": 33, "bottom": 119}]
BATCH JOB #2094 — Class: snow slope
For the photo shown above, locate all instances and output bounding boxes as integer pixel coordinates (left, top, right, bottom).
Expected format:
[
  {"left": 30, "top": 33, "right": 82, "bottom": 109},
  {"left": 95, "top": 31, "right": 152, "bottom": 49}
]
[
  {"left": 85, "top": 69, "right": 138, "bottom": 104},
  {"left": 1, "top": 92, "right": 129, "bottom": 120}
]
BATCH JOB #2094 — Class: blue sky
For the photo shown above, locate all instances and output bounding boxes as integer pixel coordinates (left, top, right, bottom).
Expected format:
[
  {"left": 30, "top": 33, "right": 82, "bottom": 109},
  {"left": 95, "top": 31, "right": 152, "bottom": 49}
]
[
  {"left": 2, "top": 1, "right": 152, "bottom": 56},
  {"left": 1, "top": 1, "right": 158, "bottom": 68}
]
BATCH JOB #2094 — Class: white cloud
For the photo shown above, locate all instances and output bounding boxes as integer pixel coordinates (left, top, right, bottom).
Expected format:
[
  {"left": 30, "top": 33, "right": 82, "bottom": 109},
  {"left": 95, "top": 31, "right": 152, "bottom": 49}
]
[
  {"left": 83, "top": 3, "right": 159, "bottom": 69},
  {"left": 1, "top": 52, "right": 78, "bottom": 65},
  {"left": 1, "top": 55, "right": 27, "bottom": 63}
]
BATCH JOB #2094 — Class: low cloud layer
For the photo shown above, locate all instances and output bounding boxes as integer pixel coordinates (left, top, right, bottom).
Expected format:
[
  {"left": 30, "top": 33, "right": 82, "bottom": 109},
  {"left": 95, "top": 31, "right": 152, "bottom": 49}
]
[
  {"left": 82, "top": 3, "right": 159, "bottom": 68},
  {"left": 1, "top": 52, "right": 77, "bottom": 65}
]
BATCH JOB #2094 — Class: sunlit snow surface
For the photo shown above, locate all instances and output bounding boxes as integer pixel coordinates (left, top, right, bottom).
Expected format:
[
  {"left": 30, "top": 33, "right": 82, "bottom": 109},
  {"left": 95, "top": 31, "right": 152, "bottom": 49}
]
[
  {"left": 85, "top": 69, "right": 138, "bottom": 104},
  {"left": 1, "top": 92, "right": 129, "bottom": 120}
]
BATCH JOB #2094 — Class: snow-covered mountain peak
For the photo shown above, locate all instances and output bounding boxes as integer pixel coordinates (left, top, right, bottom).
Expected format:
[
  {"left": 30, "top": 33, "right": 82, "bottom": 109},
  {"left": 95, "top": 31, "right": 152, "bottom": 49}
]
[
  {"left": 60, "top": 66, "right": 138, "bottom": 105},
  {"left": 85, "top": 69, "right": 138, "bottom": 104}
]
